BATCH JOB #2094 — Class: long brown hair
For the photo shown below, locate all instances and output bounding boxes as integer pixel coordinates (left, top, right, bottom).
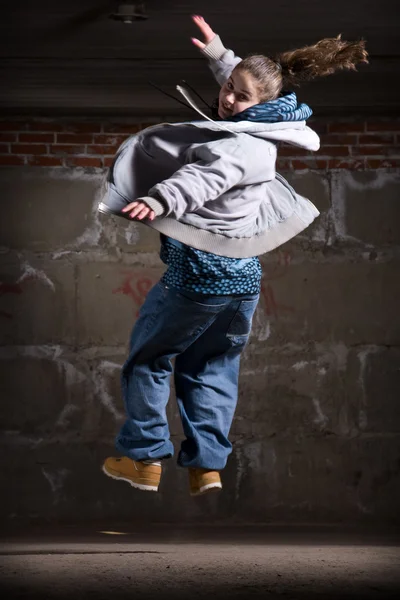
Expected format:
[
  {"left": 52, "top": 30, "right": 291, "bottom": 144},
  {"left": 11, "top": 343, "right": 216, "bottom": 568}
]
[{"left": 235, "top": 35, "right": 368, "bottom": 102}]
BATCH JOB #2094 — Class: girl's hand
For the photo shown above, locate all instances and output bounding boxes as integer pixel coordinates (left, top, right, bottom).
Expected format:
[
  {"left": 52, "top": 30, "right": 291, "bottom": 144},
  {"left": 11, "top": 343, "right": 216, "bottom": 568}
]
[
  {"left": 191, "top": 15, "right": 216, "bottom": 49},
  {"left": 122, "top": 201, "right": 155, "bottom": 221}
]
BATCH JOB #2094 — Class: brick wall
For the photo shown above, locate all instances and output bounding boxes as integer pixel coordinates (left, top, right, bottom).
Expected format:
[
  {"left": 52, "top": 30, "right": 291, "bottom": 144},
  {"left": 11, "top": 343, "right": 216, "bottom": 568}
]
[{"left": 1, "top": 118, "right": 399, "bottom": 170}]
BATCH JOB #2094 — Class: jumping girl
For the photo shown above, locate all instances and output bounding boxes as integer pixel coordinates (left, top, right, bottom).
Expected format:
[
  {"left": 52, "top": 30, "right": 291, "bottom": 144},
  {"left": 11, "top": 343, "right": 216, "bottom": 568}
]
[{"left": 100, "top": 15, "right": 368, "bottom": 496}]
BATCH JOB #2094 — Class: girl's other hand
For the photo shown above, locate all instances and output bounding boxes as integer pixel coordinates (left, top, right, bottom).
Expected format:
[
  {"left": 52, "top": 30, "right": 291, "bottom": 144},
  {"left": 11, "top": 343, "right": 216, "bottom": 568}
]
[
  {"left": 191, "top": 15, "right": 216, "bottom": 49},
  {"left": 122, "top": 201, "right": 155, "bottom": 221}
]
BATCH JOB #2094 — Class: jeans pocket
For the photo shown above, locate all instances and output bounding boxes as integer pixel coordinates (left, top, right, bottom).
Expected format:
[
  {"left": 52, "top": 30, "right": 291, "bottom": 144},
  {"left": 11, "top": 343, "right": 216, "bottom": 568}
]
[{"left": 226, "top": 297, "right": 259, "bottom": 345}]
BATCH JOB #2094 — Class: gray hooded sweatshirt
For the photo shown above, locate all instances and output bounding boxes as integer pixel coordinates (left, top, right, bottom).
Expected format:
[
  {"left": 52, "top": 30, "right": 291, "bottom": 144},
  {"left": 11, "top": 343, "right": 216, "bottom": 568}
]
[{"left": 103, "top": 36, "right": 320, "bottom": 258}]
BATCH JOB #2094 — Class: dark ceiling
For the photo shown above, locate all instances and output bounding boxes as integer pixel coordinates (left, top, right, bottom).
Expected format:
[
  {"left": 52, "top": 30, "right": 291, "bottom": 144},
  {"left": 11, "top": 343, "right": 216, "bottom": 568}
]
[{"left": 1, "top": 0, "right": 399, "bottom": 116}]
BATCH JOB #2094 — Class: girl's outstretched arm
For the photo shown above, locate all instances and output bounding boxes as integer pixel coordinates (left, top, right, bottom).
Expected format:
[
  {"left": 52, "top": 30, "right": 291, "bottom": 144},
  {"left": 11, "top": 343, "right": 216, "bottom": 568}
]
[
  {"left": 191, "top": 15, "right": 216, "bottom": 50},
  {"left": 191, "top": 15, "right": 242, "bottom": 85}
]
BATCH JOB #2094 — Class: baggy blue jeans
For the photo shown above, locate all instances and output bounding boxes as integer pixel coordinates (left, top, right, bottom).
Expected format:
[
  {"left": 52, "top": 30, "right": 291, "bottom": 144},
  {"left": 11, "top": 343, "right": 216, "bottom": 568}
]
[{"left": 115, "top": 281, "right": 259, "bottom": 470}]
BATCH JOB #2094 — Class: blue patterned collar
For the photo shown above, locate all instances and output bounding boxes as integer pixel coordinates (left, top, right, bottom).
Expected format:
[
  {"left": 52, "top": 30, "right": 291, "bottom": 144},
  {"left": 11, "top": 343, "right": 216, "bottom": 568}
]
[{"left": 225, "top": 92, "right": 312, "bottom": 123}]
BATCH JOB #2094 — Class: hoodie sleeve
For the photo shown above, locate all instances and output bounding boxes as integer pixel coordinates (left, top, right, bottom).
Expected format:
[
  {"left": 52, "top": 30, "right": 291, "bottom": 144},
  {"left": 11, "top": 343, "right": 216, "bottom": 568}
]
[
  {"left": 144, "top": 140, "right": 245, "bottom": 220},
  {"left": 200, "top": 35, "right": 243, "bottom": 86}
]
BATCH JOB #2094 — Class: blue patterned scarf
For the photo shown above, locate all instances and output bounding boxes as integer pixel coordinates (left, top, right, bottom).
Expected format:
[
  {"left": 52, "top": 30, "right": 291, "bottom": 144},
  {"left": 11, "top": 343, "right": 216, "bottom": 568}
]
[{"left": 225, "top": 91, "right": 312, "bottom": 123}]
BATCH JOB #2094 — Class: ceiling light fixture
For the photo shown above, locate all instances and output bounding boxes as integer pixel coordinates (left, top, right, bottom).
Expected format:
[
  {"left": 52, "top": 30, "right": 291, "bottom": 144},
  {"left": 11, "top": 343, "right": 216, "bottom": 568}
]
[{"left": 109, "top": 2, "right": 148, "bottom": 23}]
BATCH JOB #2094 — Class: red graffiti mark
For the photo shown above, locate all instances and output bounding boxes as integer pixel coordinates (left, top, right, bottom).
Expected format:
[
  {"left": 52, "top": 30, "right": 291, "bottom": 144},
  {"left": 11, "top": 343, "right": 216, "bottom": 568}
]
[
  {"left": 0, "top": 281, "right": 24, "bottom": 319},
  {"left": 263, "top": 250, "right": 292, "bottom": 281},
  {"left": 113, "top": 272, "right": 154, "bottom": 316},
  {"left": 260, "top": 283, "right": 294, "bottom": 319},
  {"left": 259, "top": 250, "right": 294, "bottom": 318},
  {"left": 0, "top": 282, "right": 23, "bottom": 296}
]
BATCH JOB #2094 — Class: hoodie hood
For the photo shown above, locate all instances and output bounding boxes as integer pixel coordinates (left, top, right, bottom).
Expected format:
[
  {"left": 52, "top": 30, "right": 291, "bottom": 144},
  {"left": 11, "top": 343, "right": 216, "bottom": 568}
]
[{"left": 188, "top": 119, "right": 320, "bottom": 151}]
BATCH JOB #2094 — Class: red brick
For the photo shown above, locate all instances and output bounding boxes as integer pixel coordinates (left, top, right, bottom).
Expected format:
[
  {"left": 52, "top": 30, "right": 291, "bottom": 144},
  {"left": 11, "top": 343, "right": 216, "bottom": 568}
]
[
  {"left": 314, "top": 160, "right": 329, "bottom": 169},
  {"left": 308, "top": 121, "right": 328, "bottom": 135},
  {"left": 103, "top": 157, "right": 115, "bottom": 168},
  {"left": 103, "top": 123, "right": 145, "bottom": 134},
  {"left": 28, "top": 156, "right": 64, "bottom": 166},
  {"left": 320, "top": 134, "right": 358, "bottom": 145},
  {"left": 291, "top": 159, "right": 328, "bottom": 170},
  {"left": 27, "top": 122, "right": 64, "bottom": 132},
  {"left": 366, "top": 122, "right": 400, "bottom": 132},
  {"left": 87, "top": 144, "right": 119, "bottom": 154},
  {"left": 19, "top": 133, "right": 55, "bottom": 143},
  {"left": 329, "top": 159, "right": 365, "bottom": 169},
  {"left": 365, "top": 158, "right": 400, "bottom": 169},
  {"left": 56, "top": 133, "right": 94, "bottom": 144},
  {"left": 93, "top": 134, "right": 128, "bottom": 145},
  {"left": 0, "top": 121, "right": 27, "bottom": 131},
  {"left": 290, "top": 160, "right": 313, "bottom": 170},
  {"left": 359, "top": 134, "right": 395, "bottom": 144},
  {"left": 328, "top": 122, "right": 365, "bottom": 133},
  {"left": 318, "top": 146, "right": 349, "bottom": 156},
  {"left": 50, "top": 145, "right": 86, "bottom": 155},
  {"left": 11, "top": 144, "right": 48, "bottom": 155},
  {"left": 62, "top": 122, "right": 102, "bottom": 133},
  {"left": 66, "top": 157, "right": 102, "bottom": 168},
  {"left": 0, "top": 155, "right": 25, "bottom": 165},
  {"left": 0, "top": 144, "right": 10, "bottom": 153},
  {"left": 0, "top": 133, "right": 17, "bottom": 142},
  {"left": 279, "top": 145, "right": 310, "bottom": 157},
  {"left": 352, "top": 146, "right": 386, "bottom": 156}
]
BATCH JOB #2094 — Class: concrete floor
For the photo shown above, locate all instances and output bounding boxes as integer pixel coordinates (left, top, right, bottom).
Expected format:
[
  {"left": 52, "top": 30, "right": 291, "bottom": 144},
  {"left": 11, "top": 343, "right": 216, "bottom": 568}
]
[{"left": 1, "top": 526, "right": 399, "bottom": 599}]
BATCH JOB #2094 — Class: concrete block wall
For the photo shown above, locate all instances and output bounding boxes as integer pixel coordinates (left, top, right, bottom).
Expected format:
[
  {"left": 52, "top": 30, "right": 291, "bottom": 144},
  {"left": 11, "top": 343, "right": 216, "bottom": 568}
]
[{"left": 0, "top": 117, "right": 399, "bottom": 525}]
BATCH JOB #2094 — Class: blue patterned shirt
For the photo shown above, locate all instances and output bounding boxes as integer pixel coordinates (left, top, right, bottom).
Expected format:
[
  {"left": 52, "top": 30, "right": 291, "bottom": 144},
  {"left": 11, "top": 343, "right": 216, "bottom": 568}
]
[{"left": 160, "top": 235, "right": 262, "bottom": 295}]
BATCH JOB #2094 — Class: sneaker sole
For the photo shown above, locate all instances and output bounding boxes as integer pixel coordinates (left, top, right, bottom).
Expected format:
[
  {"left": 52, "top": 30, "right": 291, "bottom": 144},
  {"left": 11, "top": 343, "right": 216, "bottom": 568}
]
[
  {"left": 102, "top": 464, "right": 159, "bottom": 492},
  {"left": 190, "top": 482, "right": 222, "bottom": 497}
]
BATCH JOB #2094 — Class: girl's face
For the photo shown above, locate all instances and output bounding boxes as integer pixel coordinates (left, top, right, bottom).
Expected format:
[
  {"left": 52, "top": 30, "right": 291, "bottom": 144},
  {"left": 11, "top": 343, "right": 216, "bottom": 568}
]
[{"left": 218, "top": 70, "right": 261, "bottom": 119}]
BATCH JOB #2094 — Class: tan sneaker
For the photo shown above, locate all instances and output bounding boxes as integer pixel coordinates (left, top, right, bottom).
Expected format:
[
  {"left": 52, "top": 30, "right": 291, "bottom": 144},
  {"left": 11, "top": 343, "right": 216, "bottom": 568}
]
[
  {"left": 188, "top": 468, "right": 222, "bottom": 496},
  {"left": 102, "top": 456, "right": 161, "bottom": 492}
]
